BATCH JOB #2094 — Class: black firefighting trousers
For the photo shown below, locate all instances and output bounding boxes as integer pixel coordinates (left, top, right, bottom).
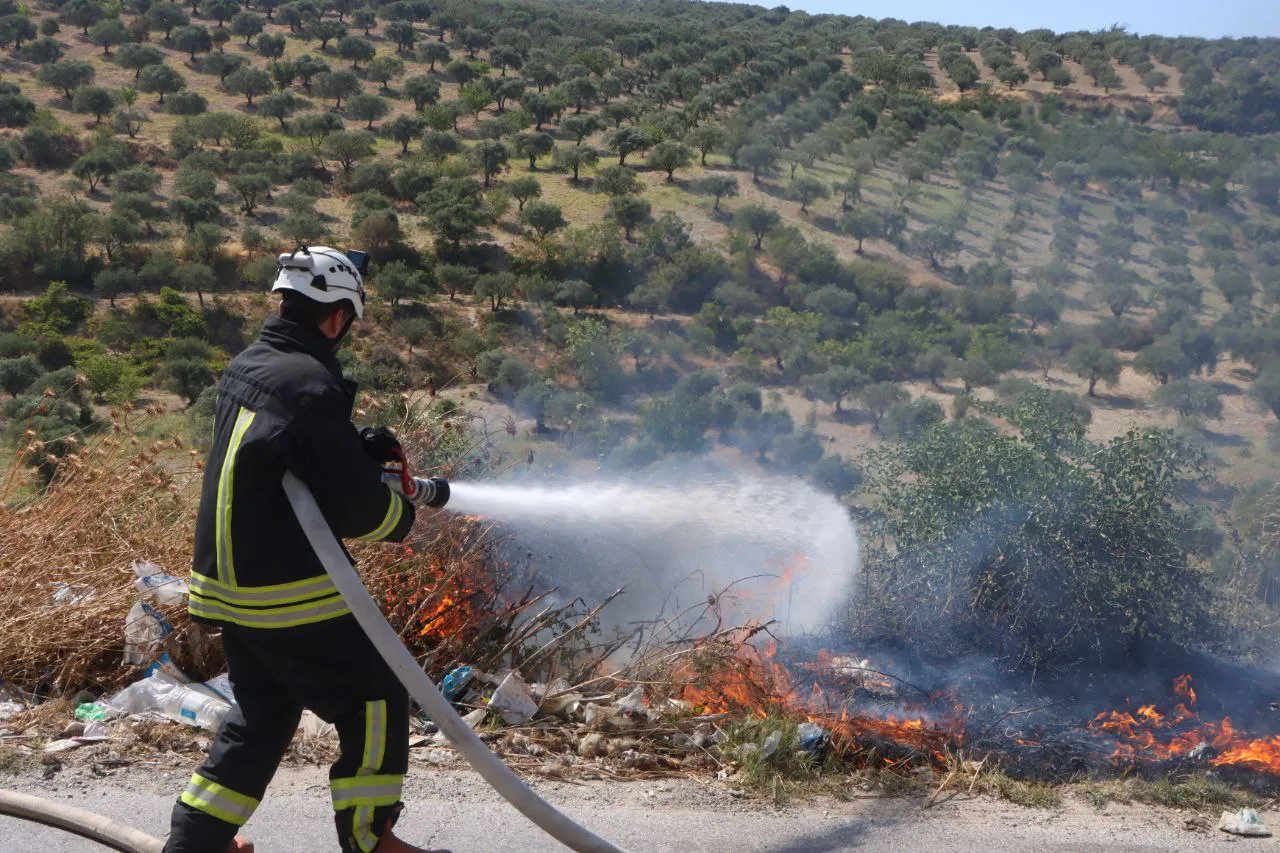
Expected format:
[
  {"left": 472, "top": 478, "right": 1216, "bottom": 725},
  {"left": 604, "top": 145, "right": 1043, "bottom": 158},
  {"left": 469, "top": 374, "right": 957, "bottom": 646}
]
[{"left": 163, "top": 617, "right": 409, "bottom": 853}]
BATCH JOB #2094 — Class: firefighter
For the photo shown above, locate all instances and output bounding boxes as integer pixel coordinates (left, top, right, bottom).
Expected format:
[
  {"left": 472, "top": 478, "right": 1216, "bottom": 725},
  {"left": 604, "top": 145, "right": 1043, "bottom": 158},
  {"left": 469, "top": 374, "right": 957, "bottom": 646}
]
[{"left": 164, "top": 247, "right": 447, "bottom": 853}]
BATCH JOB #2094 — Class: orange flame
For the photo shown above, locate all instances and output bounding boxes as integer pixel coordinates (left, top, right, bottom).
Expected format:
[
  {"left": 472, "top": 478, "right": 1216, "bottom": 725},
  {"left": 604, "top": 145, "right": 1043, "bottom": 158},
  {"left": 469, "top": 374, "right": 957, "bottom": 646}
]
[
  {"left": 1087, "top": 675, "right": 1280, "bottom": 773},
  {"left": 675, "top": 635, "right": 960, "bottom": 763}
]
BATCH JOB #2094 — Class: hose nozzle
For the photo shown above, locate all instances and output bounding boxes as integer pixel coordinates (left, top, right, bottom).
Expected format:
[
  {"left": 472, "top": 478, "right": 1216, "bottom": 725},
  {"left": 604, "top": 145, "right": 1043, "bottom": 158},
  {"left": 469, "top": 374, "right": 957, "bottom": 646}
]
[{"left": 412, "top": 476, "right": 450, "bottom": 508}]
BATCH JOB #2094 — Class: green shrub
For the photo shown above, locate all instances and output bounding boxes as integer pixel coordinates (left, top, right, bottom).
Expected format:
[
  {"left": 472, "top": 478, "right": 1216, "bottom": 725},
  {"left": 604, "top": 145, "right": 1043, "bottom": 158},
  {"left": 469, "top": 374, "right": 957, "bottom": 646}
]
[
  {"left": 0, "top": 356, "right": 42, "bottom": 397},
  {"left": 78, "top": 351, "right": 145, "bottom": 404},
  {"left": 29, "top": 282, "right": 93, "bottom": 332},
  {"left": 0, "top": 333, "right": 36, "bottom": 358},
  {"left": 850, "top": 388, "right": 1217, "bottom": 667},
  {"left": 188, "top": 384, "right": 217, "bottom": 450}
]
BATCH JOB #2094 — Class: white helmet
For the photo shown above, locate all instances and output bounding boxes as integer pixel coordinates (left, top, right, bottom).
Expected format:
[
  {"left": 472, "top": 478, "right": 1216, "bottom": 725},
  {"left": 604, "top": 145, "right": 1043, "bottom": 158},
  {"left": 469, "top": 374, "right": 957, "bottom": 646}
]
[{"left": 271, "top": 246, "right": 368, "bottom": 318}]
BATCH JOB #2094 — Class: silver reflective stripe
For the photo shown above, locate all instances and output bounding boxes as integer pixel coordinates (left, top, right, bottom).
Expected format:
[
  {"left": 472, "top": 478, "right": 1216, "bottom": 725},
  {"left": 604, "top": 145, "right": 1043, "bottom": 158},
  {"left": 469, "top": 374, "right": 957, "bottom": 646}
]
[
  {"left": 189, "top": 574, "right": 339, "bottom": 606},
  {"left": 354, "top": 804, "right": 378, "bottom": 852},
  {"left": 331, "top": 782, "right": 404, "bottom": 810},
  {"left": 188, "top": 595, "right": 351, "bottom": 629}
]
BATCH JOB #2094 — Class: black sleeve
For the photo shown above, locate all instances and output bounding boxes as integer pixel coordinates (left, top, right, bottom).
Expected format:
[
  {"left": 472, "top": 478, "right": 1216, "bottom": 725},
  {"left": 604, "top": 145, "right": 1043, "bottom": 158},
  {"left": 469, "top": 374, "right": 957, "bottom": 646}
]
[{"left": 284, "top": 390, "right": 415, "bottom": 543}]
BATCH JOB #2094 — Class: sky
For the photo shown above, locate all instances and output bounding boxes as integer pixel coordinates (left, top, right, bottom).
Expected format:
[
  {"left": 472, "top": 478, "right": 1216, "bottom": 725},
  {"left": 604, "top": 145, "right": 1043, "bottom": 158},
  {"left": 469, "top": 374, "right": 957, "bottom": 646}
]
[{"left": 777, "top": 0, "right": 1280, "bottom": 39}]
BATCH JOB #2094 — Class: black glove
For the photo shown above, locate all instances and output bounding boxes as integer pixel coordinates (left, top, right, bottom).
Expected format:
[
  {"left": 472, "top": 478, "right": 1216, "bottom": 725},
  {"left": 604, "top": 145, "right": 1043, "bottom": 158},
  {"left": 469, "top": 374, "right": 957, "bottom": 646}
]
[{"left": 359, "top": 426, "right": 403, "bottom": 464}]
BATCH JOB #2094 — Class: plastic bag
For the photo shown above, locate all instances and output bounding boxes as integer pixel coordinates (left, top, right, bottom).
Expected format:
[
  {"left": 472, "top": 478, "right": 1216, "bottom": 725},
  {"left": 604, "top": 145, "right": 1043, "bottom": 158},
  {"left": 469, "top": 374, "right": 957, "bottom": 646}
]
[
  {"left": 299, "top": 710, "right": 337, "bottom": 739},
  {"left": 797, "top": 722, "right": 827, "bottom": 753},
  {"left": 617, "top": 685, "right": 646, "bottom": 718},
  {"left": 132, "top": 560, "right": 189, "bottom": 608},
  {"left": 103, "top": 669, "right": 183, "bottom": 716},
  {"left": 537, "top": 678, "right": 582, "bottom": 718},
  {"left": 123, "top": 602, "right": 174, "bottom": 666},
  {"left": 1220, "top": 808, "right": 1271, "bottom": 837},
  {"left": 487, "top": 671, "right": 538, "bottom": 725},
  {"left": 75, "top": 702, "right": 109, "bottom": 722},
  {"left": 50, "top": 583, "right": 95, "bottom": 606}
]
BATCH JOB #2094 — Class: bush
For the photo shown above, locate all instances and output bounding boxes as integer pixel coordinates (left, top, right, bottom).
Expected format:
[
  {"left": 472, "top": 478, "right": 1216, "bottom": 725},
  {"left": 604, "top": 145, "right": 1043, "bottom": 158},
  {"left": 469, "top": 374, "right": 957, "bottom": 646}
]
[
  {"left": 159, "top": 356, "right": 213, "bottom": 405},
  {"left": 488, "top": 357, "right": 534, "bottom": 398},
  {"left": 850, "top": 389, "right": 1217, "bottom": 668},
  {"left": 810, "top": 453, "right": 861, "bottom": 496},
  {"left": 30, "top": 282, "right": 93, "bottom": 332},
  {"left": 188, "top": 384, "right": 218, "bottom": 450},
  {"left": 0, "top": 356, "right": 42, "bottom": 397},
  {"left": 0, "top": 333, "right": 36, "bottom": 358},
  {"left": 21, "top": 121, "right": 82, "bottom": 169},
  {"left": 78, "top": 352, "right": 144, "bottom": 404},
  {"left": 342, "top": 345, "right": 408, "bottom": 392},
  {"left": 167, "top": 89, "right": 208, "bottom": 116}
]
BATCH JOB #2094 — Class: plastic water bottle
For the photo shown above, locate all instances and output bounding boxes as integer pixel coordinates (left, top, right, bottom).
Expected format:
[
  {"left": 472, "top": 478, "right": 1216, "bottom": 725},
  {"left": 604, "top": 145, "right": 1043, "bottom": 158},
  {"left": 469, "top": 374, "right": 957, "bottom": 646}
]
[{"left": 161, "top": 685, "right": 230, "bottom": 732}]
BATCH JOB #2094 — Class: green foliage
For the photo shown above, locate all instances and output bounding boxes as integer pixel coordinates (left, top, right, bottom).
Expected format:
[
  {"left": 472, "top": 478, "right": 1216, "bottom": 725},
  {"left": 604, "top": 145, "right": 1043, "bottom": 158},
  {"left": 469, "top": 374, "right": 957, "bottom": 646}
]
[
  {"left": 0, "top": 81, "right": 35, "bottom": 128},
  {"left": 608, "top": 195, "right": 651, "bottom": 241},
  {"left": 1067, "top": 343, "right": 1122, "bottom": 396},
  {"left": 31, "top": 282, "right": 93, "bottom": 333},
  {"left": 647, "top": 140, "right": 691, "bottom": 182},
  {"left": 853, "top": 389, "right": 1216, "bottom": 667},
  {"left": 38, "top": 60, "right": 96, "bottom": 99},
  {"left": 1251, "top": 364, "right": 1280, "bottom": 419},
  {"left": 138, "top": 64, "right": 185, "bottom": 104},
  {"left": 565, "top": 317, "right": 624, "bottom": 400},
  {"left": 372, "top": 260, "right": 431, "bottom": 316},
  {"left": 225, "top": 67, "right": 272, "bottom": 106},
  {"left": 735, "top": 204, "right": 781, "bottom": 249},
  {"left": 0, "top": 356, "right": 42, "bottom": 397},
  {"left": 518, "top": 201, "right": 566, "bottom": 241}
]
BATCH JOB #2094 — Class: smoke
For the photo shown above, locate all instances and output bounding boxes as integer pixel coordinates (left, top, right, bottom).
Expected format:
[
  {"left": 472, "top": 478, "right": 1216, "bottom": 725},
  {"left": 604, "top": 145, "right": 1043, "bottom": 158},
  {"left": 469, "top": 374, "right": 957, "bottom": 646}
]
[{"left": 445, "top": 469, "right": 860, "bottom": 636}]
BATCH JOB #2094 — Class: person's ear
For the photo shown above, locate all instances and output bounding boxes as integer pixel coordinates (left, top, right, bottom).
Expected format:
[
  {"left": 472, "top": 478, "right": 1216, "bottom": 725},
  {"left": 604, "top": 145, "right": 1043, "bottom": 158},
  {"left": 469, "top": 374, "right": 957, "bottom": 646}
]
[{"left": 319, "top": 306, "right": 347, "bottom": 339}]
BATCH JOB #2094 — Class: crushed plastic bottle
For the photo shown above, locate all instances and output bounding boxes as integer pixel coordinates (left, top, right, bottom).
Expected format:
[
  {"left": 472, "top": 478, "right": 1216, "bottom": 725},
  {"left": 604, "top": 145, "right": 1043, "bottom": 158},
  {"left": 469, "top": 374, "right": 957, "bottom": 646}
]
[
  {"left": 441, "top": 665, "right": 474, "bottom": 702},
  {"left": 160, "top": 684, "right": 230, "bottom": 732},
  {"left": 759, "top": 730, "right": 782, "bottom": 760},
  {"left": 797, "top": 722, "right": 827, "bottom": 753}
]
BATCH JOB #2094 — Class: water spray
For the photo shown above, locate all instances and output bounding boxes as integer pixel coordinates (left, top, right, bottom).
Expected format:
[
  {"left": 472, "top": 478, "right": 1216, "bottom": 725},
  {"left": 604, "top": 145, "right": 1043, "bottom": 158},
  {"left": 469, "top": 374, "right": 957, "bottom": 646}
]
[{"left": 441, "top": 473, "right": 860, "bottom": 634}]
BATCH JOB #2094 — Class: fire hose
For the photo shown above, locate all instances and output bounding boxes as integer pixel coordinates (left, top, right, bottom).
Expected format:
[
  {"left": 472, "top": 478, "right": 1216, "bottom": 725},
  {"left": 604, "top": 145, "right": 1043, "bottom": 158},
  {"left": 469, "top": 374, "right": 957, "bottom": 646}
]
[
  {"left": 0, "top": 788, "right": 163, "bottom": 852},
  {"left": 282, "top": 472, "right": 628, "bottom": 853}
]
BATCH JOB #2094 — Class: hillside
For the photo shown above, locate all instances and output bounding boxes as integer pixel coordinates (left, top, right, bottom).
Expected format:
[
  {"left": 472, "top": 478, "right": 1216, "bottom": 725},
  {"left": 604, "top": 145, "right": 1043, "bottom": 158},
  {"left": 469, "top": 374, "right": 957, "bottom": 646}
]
[{"left": 0, "top": 2, "right": 1279, "bottom": 540}]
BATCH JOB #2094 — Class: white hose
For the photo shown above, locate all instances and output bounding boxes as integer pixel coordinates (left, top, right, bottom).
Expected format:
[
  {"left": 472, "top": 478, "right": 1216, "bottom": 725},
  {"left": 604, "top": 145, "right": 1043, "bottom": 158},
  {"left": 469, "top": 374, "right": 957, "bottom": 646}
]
[
  {"left": 282, "top": 473, "right": 626, "bottom": 853},
  {"left": 0, "top": 788, "right": 164, "bottom": 853}
]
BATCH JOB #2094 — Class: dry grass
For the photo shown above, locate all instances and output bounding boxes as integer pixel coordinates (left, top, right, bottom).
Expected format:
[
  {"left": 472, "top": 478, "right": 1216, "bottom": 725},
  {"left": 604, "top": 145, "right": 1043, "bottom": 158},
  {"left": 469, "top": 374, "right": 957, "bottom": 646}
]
[
  {"left": 1075, "top": 775, "right": 1258, "bottom": 811},
  {"left": 0, "top": 746, "right": 40, "bottom": 776},
  {"left": 0, "top": 387, "right": 507, "bottom": 695},
  {"left": 0, "top": 401, "right": 211, "bottom": 694}
]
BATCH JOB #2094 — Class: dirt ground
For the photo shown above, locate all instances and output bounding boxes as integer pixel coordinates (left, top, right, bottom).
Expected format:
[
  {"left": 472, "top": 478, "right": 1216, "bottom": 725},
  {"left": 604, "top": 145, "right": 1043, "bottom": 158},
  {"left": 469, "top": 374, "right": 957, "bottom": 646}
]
[{"left": 1, "top": 762, "right": 1275, "bottom": 852}]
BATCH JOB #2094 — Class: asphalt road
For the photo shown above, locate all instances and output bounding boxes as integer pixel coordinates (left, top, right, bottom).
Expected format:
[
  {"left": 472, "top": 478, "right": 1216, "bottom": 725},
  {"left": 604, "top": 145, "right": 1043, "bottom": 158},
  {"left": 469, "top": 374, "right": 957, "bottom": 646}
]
[{"left": 0, "top": 765, "right": 1261, "bottom": 852}]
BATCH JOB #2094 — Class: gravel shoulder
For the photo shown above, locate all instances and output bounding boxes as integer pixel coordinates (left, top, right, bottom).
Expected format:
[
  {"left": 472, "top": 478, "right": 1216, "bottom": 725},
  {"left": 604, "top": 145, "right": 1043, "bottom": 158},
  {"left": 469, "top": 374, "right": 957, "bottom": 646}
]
[{"left": 1, "top": 761, "right": 1270, "bottom": 852}]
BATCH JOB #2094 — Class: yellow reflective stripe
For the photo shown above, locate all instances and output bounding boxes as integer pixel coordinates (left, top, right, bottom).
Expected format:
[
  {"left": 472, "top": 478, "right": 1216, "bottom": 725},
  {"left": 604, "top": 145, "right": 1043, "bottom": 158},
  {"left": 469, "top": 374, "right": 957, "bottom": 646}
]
[
  {"left": 180, "top": 774, "right": 259, "bottom": 827},
  {"left": 189, "top": 594, "right": 351, "bottom": 629},
  {"left": 355, "top": 489, "right": 403, "bottom": 542},
  {"left": 190, "top": 572, "right": 339, "bottom": 607},
  {"left": 354, "top": 804, "right": 378, "bottom": 852},
  {"left": 216, "top": 407, "right": 256, "bottom": 585},
  {"left": 330, "top": 774, "right": 404, "bottom": 810}
]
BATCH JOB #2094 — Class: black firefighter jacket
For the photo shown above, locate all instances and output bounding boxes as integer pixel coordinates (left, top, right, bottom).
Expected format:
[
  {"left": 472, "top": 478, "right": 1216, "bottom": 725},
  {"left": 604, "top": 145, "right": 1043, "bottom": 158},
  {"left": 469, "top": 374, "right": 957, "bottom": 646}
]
[{"left": 189, "top": 315, "right": 414, "bottom": 629}]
